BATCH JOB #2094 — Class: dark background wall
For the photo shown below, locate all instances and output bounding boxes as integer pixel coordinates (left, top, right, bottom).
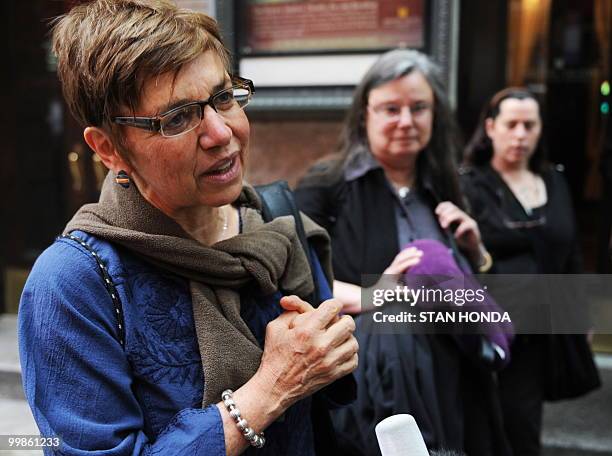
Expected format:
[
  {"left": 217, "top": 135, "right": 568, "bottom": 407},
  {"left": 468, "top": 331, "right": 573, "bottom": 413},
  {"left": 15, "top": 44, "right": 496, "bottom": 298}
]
[
  {"left": 1, "top": 1, "right": 67, "bottom": 263},
  {"left": 1, "top": 1, "right": 68, "bottom": 312},
  {"left": 456, "top": 0, "right": 508, "bottom": 140}
]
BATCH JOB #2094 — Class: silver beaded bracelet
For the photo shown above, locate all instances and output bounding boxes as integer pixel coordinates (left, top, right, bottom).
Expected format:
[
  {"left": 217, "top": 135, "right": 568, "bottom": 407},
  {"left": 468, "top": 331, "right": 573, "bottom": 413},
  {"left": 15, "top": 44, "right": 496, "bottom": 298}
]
[{"left": 221, "top": 389, "right": 266, "bottom": 449}]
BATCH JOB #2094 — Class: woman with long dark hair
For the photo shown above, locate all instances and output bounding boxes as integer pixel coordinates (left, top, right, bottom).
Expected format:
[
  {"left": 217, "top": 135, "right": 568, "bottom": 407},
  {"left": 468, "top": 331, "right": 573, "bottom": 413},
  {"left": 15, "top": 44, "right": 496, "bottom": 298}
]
[{"left": 463, "top": 87, "right": 599, "bottom": 456}]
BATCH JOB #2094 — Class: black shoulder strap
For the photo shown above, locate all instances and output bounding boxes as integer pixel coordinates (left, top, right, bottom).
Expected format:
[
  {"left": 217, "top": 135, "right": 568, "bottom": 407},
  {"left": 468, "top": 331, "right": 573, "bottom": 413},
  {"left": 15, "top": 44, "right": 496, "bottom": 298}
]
[
  {"left": 255, "top": 180, "right": 320, "bottom": 305},
  {"left": 61, "top": 233, "right": 126, "bottom": 349}
]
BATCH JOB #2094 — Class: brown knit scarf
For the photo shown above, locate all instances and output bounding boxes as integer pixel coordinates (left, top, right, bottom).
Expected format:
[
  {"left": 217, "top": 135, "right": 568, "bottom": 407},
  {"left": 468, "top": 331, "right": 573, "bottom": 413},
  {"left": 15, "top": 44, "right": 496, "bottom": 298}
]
[{"left": 64, "top": 173, "right": 332, "bottom": 406}]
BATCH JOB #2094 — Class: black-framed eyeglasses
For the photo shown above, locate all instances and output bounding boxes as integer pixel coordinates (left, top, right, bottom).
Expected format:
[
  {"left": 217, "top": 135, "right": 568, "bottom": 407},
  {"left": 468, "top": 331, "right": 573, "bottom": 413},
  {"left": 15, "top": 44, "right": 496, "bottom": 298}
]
[{"left": 112, "top": 77, "right": 255, "bottom": 138}]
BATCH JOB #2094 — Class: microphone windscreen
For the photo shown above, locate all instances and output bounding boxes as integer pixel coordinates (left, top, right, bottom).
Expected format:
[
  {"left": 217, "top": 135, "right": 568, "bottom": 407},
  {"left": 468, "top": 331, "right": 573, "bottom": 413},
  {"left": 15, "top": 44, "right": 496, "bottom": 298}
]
[{"left": 375, "top": 414, "right": 429, "bottom": 456}]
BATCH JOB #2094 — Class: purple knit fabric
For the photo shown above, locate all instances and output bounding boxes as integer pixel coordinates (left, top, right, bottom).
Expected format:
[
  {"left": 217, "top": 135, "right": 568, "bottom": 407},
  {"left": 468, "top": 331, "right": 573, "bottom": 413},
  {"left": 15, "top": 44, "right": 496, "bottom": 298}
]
[{"left": 402, "top": 239, "right": 514, "bottom": 360}]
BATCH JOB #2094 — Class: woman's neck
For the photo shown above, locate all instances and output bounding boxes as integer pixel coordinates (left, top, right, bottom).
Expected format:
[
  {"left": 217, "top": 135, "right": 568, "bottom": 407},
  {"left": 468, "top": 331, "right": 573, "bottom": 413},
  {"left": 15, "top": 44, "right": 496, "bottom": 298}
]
[
  {"left": 491, "top": 155, "right": 529, "bottom": 178},
  {"left": 383, "top": 164, "right": 416, "bottom": 190},
  {"left": 172, "top": 204, "right": 238, "bottom": 246},
  {"left": 491, "top": 156, "right": 547, "bottom": 209}
]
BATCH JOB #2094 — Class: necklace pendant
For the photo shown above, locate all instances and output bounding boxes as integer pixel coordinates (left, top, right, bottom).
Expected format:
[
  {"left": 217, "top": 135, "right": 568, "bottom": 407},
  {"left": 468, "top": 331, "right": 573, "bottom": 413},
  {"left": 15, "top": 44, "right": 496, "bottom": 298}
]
[
  {"left": 221, "top": 208, "right": 229, "bottom": 232},
  {"left": 398, "top": 186, "right": 410, "bottom": 198}
]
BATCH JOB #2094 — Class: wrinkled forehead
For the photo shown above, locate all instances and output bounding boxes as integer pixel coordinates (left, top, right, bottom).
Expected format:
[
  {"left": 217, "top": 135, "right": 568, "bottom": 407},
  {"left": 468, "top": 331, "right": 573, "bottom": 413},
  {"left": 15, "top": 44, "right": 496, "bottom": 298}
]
[{"left": 134, "top": 50, "right": 229, "bottom": 115}]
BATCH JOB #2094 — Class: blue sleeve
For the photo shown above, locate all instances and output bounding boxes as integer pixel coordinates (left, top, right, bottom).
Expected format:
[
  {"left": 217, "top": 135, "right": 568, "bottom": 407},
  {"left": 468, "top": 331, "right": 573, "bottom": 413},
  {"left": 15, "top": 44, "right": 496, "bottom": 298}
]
[
  {"left": 308, "top": 246, "right": 332, "bottom": 303},
  {"left": 18, "top": 240, "right": 225, "bottom": 456}
]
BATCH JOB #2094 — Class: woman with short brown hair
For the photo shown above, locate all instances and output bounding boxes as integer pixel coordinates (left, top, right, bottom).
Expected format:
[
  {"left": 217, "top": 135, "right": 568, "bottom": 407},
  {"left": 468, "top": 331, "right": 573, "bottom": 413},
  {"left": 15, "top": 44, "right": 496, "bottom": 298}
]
[{"left": 18, "top": 1, "right": 357, "bottom": 454}]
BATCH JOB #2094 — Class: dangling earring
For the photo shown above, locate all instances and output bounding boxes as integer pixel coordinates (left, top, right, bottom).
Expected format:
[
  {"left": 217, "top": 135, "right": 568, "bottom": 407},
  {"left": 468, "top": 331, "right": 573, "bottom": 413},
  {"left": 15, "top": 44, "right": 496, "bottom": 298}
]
[{"left": 115, "top": 170, "right": 130, "bottom": 188}]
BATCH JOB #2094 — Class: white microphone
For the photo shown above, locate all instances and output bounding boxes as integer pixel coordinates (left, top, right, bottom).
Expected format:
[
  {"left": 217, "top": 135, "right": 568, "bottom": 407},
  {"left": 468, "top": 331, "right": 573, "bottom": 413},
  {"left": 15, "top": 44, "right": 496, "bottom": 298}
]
[{"left": 375, "top": 414, "right": 429, "bottom": 456}]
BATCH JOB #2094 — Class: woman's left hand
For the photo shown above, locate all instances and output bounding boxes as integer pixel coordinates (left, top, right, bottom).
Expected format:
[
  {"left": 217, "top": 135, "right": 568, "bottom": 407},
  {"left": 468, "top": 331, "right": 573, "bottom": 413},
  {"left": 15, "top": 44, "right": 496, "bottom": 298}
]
[{"left": 435, "top": 201, "right": 482, "bottom": 260}]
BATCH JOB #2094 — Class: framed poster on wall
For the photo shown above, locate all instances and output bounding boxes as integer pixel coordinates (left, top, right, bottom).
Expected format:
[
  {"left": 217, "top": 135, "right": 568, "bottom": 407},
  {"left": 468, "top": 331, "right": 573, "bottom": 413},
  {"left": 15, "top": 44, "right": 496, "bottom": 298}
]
[
  {"left": 216, "top": 0, "right": 458, "bottom": 110},
  {"left": 239, "top": 0, "right": 425, "bottom": 55}
]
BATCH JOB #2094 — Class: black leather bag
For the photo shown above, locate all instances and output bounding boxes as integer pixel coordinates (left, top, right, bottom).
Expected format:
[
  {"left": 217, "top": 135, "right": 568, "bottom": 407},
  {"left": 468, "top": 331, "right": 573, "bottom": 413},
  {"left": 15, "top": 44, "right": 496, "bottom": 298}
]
[{"left": 543, "top": 334, "right": 601, "bottom": 402}]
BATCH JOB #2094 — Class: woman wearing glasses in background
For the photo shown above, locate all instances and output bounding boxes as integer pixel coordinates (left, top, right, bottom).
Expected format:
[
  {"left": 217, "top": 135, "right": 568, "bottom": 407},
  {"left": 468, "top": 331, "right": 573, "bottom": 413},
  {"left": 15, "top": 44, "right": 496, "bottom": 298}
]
[
  {"left": 462, "top": 87, "right": 597, "bottom": 456},
  {"left": 296, "top": 50, "right": 511, "bottom": 456},
  {"left": 18, "top": 1, "right": 358, "bottom": 455}
]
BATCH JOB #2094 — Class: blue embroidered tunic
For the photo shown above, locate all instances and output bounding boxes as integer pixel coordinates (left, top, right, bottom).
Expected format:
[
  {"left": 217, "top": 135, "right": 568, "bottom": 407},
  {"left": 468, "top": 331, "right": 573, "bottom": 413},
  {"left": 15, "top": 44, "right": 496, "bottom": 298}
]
[{"left": 18, "top": 231, "right": 333, "bottom": 455}]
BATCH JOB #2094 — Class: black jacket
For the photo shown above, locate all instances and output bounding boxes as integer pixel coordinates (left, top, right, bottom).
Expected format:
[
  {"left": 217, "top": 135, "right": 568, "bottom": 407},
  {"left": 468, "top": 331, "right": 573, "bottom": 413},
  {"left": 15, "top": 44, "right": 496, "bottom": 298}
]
[
  {"left": 460, "top": 164, "right": 582, "bottom": 275},
  {"left": 461, "top": 164, "right": 600, "bottom": 402},
  {"left": 295, "top": 159, "right": 461, "bottom": 286},
  {"left": 296, "top": 159, "right": 511, "bottom": 456}
]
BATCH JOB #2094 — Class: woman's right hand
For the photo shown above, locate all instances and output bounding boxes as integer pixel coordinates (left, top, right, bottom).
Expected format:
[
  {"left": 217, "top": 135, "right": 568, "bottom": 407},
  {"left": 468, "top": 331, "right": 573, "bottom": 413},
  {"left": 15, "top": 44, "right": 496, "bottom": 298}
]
[
  {"left": 256, "top": 295, "right": 358, "bottom": 410},
  {"left": 218, "top": 296, "right": 356, "bottom": 455},
  {"left": 383, "top": 246, "right": 423, "bottom": 275}
]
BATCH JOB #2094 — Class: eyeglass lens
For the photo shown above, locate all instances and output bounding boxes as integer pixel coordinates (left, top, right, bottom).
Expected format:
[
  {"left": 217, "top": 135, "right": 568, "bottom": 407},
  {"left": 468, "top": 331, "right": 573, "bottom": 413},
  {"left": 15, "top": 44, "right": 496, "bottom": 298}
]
[
  {"left": 372, "top": 102, "right": 431, "bottom": 122},
  {"left": 160, "top": 86, "right": 252, "bottom": 137}
]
